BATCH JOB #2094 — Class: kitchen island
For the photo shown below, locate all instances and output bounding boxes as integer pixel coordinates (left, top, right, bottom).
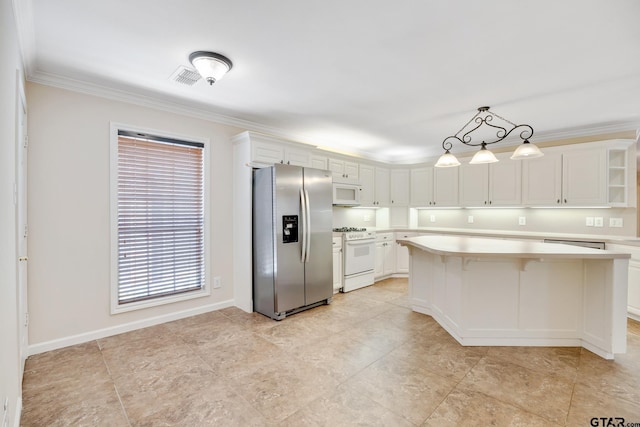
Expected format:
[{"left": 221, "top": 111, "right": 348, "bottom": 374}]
[{"left": 397, "top": 235, "right": 630, "bottom": 359}]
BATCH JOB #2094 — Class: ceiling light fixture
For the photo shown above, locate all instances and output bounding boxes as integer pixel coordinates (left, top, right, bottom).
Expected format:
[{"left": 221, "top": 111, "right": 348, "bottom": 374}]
[
  {"left": 189, "top": 51, "right": 233, "bottom": 85},
  {"left": 435, "top": 106, "right": 541, "bottom": 167}
]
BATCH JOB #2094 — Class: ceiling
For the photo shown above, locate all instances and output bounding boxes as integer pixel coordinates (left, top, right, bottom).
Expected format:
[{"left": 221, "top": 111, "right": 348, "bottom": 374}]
[{"left": 16, "top": 0, "right": 640, "bottom": 163}]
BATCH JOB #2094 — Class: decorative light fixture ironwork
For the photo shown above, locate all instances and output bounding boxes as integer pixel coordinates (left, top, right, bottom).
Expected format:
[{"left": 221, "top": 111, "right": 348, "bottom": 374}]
[
  {"left": 189, "top": 51, "right": 233, "bottom": 85},
  {"left": 435, "top": 106, "right": 542, "bottom": 167}
]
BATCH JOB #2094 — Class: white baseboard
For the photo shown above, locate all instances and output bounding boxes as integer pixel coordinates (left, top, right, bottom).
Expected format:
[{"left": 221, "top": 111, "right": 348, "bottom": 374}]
[
  {"left": 628, "top": 307, "right": 640, "bottom": 322},
  {"left": 12, "top": 397, "right": 21, "bottom": 427},
  {"left": 28, "top": 299, "right": 235, "bottom": 356}
]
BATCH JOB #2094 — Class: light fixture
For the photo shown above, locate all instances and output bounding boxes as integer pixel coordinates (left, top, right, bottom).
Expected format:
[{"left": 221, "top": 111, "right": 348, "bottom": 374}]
[
  {"left": 434, "top": 150, "right": 461, "bottom": 167},
  {"left": 435, "top": 106, "right": 541, "bottom": 167},
  {"left": 469, "top": 143, "right": 499, "bottom": 164},
  {"left": 510, "top": 139, "right": 544, "bottom": 159},
  {"left": 189, "top": 51, "right": 233, "bottom": 85}
]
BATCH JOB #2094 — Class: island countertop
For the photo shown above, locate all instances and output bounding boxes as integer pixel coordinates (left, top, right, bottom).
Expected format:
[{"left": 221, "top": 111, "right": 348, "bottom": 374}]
[{"left": 397, "top": 235, "right": 631, "bottom": 260}]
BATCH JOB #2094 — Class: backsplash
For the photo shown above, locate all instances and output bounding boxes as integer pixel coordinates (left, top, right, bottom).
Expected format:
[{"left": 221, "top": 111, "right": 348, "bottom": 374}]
[
  {"left": 333, "top": 206, "right": 637, "bottom": 237},
  {"left": 416, "top": 207, "right": 637, "bottom": 237},
  {"left": 332, "top": 207, "right": 377, "bottom": 229}
]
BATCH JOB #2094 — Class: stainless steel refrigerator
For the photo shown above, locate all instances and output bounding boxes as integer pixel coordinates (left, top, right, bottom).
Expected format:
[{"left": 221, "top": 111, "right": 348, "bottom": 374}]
[{"left": 253, "top": 164, "right": 333, "bottom": 320}]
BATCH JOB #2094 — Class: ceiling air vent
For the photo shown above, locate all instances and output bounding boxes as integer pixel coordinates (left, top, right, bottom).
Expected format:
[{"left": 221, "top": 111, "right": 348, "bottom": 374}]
[{"left": 169, "top": 66, "right": 201, "bottom": 86}]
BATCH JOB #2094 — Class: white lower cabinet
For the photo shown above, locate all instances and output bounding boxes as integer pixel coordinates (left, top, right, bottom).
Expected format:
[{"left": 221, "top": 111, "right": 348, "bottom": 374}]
[
  {"left": 332, "top": 237, "right": 343, "bottom": 292},
  {"left": 395, "top": 232, "right": 417, "bottom": 274},
  {"left": 629, "top": 260, "right": 640, "bottom": 319},
  {"left": 607, "top": 243, "right": 640, "bottom": 320},
  {"left": 375, "top": 233, "right": 396, "bottom": 279}
]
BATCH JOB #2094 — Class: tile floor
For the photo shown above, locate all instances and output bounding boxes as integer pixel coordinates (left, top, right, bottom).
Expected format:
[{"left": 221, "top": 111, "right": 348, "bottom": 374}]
[{"left": 21, "top": 278, "right": 640, "bottom": 426}]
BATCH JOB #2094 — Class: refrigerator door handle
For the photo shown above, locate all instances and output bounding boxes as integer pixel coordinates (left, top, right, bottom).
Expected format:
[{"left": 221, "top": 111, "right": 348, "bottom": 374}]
[
  {"left": 300, "top": 188, "right": 307, "bottom": 263},
  {"left": 304, "top": 188, "right": 311, "bottom": 262}
]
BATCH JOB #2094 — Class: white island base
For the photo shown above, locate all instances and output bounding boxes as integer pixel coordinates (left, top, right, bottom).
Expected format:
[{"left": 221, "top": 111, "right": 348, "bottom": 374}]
[{"left": 398, "top": 236, "right": 630, "bottom": 360}]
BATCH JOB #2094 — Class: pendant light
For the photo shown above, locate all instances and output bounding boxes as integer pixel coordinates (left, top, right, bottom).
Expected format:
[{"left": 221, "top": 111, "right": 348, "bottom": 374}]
[
  {"left": 469, "top": 143, "right": 499, "bottom": 164},
  {"left": 510, "top": 139, "right": 544, "bottom": 159},
  {"left": 434, "top": 150, "right": 461, "bottom": 167},
  {"left": 435, "top": 106, "right": 540, "bottom": 167}
]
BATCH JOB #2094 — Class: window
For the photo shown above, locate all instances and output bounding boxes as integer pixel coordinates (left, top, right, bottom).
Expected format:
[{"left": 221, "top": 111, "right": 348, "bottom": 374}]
[{"left": 111, "top": 126, "right": 209, "bottom": 313}]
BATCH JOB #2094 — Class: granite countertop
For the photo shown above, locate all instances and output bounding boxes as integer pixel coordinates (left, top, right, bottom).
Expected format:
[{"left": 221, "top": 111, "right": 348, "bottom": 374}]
[{"left": 397, "top": 235, "right": 631, "bottom": 259}]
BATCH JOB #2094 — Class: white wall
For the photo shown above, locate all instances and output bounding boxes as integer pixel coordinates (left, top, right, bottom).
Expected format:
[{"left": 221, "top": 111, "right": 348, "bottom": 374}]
[
  {"left": 1, "top": 0, "right": 23, "bottom": 424},
  {"left": 27, "top": 83, "right": 243, "bottom": 352}
]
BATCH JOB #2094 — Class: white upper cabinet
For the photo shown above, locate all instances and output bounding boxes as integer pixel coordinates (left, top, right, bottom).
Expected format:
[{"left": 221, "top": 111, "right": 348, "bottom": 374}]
[
  {"left": 410, "top": 166, "right": 458, "bottom": 207},
  {"left": 359, "top": 165, "right": 390, "bottom": 207},
  {"left": 489, "top": 158, "right": 522, "bottom": 206},
  {"left": 247, "top": 134, "right": 312, "bottom": 167},
  {"left": 562, "top": 148, "right": 607, "bottom": 206},
  {"left": 237, "top": 131, "right": 632, "bottom": 209},
  {"left": 459, "top": 163, "right": 489, "bottom": 207},
  {"left": 410, "top": 167, "right": 433, "bottom": 206},
  {"left": 310, "top": 154, "right": 328, "bottom": 170},
  {"left": 390, "top": 169, "right": 410, "bottom": 206},
  {"left": 607, "top": 149, "right": 628, "bottom": 206},
  {"left": 460, "top": 156, "right": 521, "bottom": 207},
  {"left": 329, "top": 158, "right": 359, "bottom": 183},
  {"left": 522, "top": 141, "right": 632, "bottom": 207},
  {"left": 522, "top": 148, "right": 605, "bottom": 206},
  {"left": 522, "top": 152, "right": 562, "bottom": 205},
  {"left": 433, "top": 166, "right": 459, "bottom": 207},
  {"left": 374, "top": 167, "right": 390, "bottom": 206},
  {"left": 359, "top": 164, "right": 375, "bottom": 206}
]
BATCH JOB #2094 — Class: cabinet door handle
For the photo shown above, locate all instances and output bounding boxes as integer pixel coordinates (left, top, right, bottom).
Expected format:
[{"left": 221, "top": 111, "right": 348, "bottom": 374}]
[
  {"left": 557, "top": 199, "right": 560, "bottom": 204},
  {"left": 564, "top": 199, "right": 567, "bottom": 203}
]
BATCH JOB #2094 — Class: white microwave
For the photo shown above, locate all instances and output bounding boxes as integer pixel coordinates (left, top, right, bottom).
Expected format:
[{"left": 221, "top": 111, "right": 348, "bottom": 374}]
[{"left": 332, "top": 183, "right": 361, "bottom": 206}]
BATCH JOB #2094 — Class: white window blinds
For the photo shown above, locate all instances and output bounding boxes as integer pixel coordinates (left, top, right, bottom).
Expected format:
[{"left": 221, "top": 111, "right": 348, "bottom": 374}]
[{"left": 116, "top": 132, "right": 204, "bottom": 305}]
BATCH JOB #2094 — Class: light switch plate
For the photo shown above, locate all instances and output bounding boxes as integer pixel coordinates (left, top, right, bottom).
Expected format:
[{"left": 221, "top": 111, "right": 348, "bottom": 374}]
[
  {"left": 430, "top": 215, "right": 436, "bottom": 223},
  {"left": 467, "top": 215, "right": 474, "bottom": 224},
  {"left": 585, "top": 217, "right": 594, "bottom": 227},
  {"left": 594, "top": 217, "right": 604, "bottom": 227},
  {"left": 518, "top": 216, "right": 526, "bottom": 226}
]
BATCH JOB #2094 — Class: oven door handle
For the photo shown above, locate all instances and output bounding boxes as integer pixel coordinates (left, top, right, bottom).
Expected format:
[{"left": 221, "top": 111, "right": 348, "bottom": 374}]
[
  {"left": 300, "top": 188, "right": 307, "bottom": 263},
  {"left": 346, "top": 239, "right": 375, "bottom": 246}
]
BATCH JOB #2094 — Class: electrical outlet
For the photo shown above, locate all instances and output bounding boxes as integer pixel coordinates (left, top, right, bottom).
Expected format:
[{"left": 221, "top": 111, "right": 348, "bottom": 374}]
[
  {"left": 363, "top": 214, "right": 371, "bottom": 222},
  {"left": 609, "top": 218, "right": 623, "bottom": 228},
  {"left": 430, "top": 215, "right": 436, "bottom": 223},
  {"left": 467, "top": 215, "right": 474, "bottom": 224},
  {"left": 594, "top": 217, "right": 604, "bottom": 227},
  {"left": 585, "top": 217, "right": 594, "bottom": 227},
  {"left": 213, "top": 276, "right": 221, "bottom": 289},
  {"left": 518, "top": 216, "right": 526, "bottom": 226}
]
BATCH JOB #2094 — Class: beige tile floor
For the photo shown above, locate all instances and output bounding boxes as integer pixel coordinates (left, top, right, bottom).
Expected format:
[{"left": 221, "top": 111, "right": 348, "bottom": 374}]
[{"left": 21, "top": 278, "right": 640, "bottom": 426}]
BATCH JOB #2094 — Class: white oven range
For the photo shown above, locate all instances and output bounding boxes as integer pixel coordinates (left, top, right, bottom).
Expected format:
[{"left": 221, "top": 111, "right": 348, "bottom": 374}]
[{"left": 338, "top": 228, "right": 376, "bottom": 292}]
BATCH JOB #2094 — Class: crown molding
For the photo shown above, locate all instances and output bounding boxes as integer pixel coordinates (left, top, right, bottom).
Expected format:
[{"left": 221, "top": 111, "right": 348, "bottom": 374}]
[
  {"left": 26, "top": 71, "right": 640, "bottom": 166},
  {"left": 27, "top": 70, "right": 280, "bottom": 132},
  {"left": 533, "top": 119, "right": 640, "bottom": 143},
  {"left": 12, "top": 0, "right": 36, "bottom": 75}
]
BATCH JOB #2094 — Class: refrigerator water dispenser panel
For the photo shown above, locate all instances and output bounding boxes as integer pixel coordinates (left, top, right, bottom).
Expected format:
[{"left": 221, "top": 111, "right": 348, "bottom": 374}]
[{"left": 282, "top": 215, "right": 298, "bottom": 243}]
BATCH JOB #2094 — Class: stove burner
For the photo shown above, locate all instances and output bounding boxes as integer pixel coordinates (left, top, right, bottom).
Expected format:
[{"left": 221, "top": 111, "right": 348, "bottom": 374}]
[{"left": 333, "top": 227, "right": 367, "bottom": 232}]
